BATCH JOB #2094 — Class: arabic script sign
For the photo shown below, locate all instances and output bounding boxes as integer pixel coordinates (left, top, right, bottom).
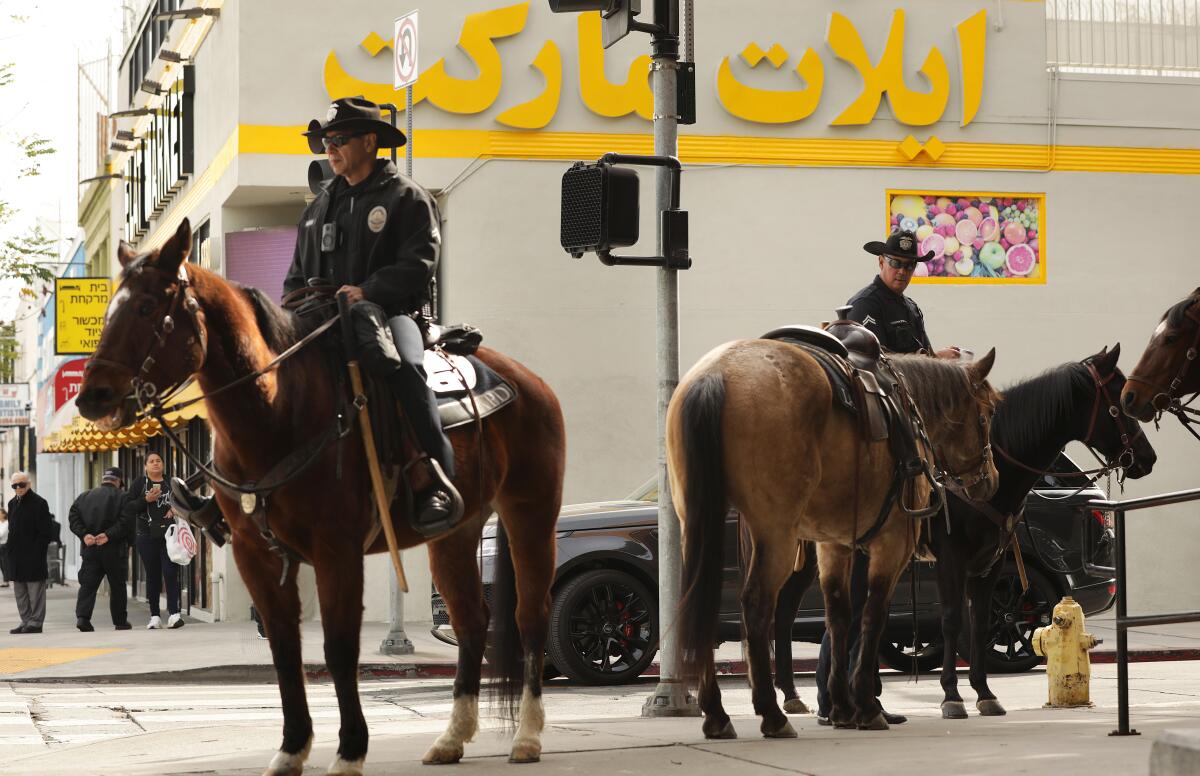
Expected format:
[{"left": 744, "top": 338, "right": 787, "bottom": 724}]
[
  {"left": 326, "top": 5, "right": 987, "bottom": 130},
  {"left": 55, "top": 277, "right": 112, "bottom": 355}
]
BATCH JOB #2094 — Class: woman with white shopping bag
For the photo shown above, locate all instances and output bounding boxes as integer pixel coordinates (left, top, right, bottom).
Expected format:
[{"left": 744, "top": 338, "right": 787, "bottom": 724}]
[{"left": 124, "top": 453, "right": 185, "bottom": 629}]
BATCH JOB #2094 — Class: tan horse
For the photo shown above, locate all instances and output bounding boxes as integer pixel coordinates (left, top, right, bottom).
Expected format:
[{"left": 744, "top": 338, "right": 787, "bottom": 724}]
[{"left": 670, "top": 340, "right": 1000, "bottom": 738}]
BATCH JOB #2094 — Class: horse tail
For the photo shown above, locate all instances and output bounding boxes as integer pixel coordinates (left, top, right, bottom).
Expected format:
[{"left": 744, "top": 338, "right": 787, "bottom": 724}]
[
  {"left": 675, "top": 370, "right": 728, "bottom": 681},
  {"left": 486, "top": 519, "right": 523, "bottom": 722}
]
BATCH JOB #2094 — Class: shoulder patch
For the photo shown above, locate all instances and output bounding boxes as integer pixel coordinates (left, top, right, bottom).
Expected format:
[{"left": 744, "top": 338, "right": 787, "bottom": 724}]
[{"left": 862, "top": 315, "right": 876, "bottom": 327}]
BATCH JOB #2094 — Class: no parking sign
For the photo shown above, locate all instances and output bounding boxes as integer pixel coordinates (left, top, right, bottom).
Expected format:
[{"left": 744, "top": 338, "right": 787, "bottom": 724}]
[{"left": 394, "top": 11, "right": 419, "bottom": 90}]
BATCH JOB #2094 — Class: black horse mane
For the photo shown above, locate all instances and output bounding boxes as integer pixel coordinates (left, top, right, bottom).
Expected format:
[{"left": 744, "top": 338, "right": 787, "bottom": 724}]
[
  {"left": 235, "top": 283, "right": 312, "bottom": 353},
  {"left": 1166, "top": 294, "right": 1199, "bottom": 328},
  {"left": 992, "top": 361, "right": 1093, "bottom": 454}
]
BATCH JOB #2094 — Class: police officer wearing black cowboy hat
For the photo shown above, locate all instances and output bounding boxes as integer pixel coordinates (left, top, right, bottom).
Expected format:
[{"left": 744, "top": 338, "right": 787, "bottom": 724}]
[
  {"left": 847, "top": 228, "right": 961, "bottom": 358},
  {"left": 294, "top": 97, "right": 462, "bottom": 535}
]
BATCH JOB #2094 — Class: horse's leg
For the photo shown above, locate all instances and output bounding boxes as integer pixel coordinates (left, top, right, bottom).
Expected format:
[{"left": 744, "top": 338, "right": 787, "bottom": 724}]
[
  {"left": 232, "top": 541, "right": 312, "bottom": 776},
  {"left": 312, "top": 544, "right": 368, "bottom": 775},
  {"left": 775, "top": 545, "right": 817, "bottom": 714},
  {"left": 422, "top": 528, "right": 488, "bottom": 765},
  {"left": 497, "top": 492, "right": 560, "bottom": 764},
  {"left": 742, "top": 533, "right": 800, "bottom": 738},
  {"left": 851, "top": 545, "right": 908, "bottom": 731},
  {"left": 817, "top": 543, "right": 855, "bottom": 728},
  {"left": 968, "top": 561, "right": 1007, "bottom": 716},
  {"left": 936, "top": 549, "right": 970, "bottom": 720}
]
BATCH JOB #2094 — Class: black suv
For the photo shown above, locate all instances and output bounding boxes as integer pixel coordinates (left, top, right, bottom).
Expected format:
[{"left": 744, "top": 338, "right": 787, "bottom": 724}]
[{"left": 432, "top": 453, "right": 1117, "bottom": 685}]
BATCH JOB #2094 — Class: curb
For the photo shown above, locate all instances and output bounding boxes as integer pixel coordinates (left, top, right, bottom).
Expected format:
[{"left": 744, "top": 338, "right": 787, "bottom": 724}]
[{"left": 6, "top": 647, "right": 1196, "bottom": 685}]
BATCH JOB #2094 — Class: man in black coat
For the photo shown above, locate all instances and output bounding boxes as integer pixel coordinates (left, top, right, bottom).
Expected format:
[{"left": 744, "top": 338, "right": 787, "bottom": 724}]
[
  {"left": 69, "top": 468, "right": 134, "bottom": 631},
  {"left": 7, "top": 471, "right": 55, "bottom": 634},
  {"left": 286, "top": 96, "right": 461, "bottom": 536}
]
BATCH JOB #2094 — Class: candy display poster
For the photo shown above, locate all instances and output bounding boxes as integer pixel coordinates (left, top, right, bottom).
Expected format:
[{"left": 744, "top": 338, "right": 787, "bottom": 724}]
[{"left": 885, "top": 190, "right": 1046, "bottom": 284}]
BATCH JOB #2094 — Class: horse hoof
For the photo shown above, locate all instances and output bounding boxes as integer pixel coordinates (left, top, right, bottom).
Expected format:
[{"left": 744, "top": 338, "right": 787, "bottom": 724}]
[
  {"left": 763, "top": 719, "right": 798, "bottom": 739},
  {"left": 703, "top": 718, "right": 737, "bottom": 739},
  {"left": 941, "top": 701, "right": 968, "bottom": 720},
  {"left": 783, "top": 698, "right": 811, "bottom": 715},
  {"left": 856, "top": 714, "right": 889, "bottom": 731},
  {"left": 264, "top": 739, "right": 312, "bottom": 776},
  {"left": 508, "top": 739, "right": 542, "bottom": 764},
  {"left": 977, "top": 699, "right": 1007, "bottom": 716},
  {"left": 327, "top": 757, "right": 365, "bottom": 776},
  {"left": 422, "top": 743, "right": 464, "bottom": 765},
  {"left": 832, "top": 717, "right": 856, "bottom": 730}
]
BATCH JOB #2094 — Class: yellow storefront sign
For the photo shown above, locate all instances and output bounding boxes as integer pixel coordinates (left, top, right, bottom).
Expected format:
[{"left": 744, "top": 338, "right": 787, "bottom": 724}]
[{"left": 55, "top": 277, "right": 112, "bottom": 355}]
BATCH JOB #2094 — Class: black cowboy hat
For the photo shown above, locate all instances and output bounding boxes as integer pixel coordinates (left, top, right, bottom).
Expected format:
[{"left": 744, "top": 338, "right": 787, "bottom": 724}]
[
  {"left": 302, "top": 97, "right": 406, "bottom": 153},
  {"left": 863, "top": 228, "right": 934, "bottom": 262}
]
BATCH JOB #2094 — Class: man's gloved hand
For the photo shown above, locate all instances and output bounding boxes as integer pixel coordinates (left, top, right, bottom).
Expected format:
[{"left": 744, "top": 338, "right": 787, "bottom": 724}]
[{"left": 337, "top": 285, "right": 365, "bottom": 305}]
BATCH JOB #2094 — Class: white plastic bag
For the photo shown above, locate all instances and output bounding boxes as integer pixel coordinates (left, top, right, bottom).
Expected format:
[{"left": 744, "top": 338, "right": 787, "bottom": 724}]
[{"left": 165, "top": 516, "right": 197, "bottom": 565}]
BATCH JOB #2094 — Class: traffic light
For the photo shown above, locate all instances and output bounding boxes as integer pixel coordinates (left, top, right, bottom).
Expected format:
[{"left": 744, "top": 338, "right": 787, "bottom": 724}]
[
  {"left": 559, "top": 161, "right": 640, "bottom": 258},
  {"left": 548, "top": 0, "right": 642, "bottom": 48}
]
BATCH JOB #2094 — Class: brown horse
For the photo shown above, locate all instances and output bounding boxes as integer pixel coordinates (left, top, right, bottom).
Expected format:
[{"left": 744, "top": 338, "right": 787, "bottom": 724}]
[
  {"left": 1123, "top": 287, "right": 1200, "bottom": 430},
  {"left": 670, "top": 340, "right": 1000, "bottom": 737},
  {"left": 76, "top": 220, "right": 566, "bottom": 775}
]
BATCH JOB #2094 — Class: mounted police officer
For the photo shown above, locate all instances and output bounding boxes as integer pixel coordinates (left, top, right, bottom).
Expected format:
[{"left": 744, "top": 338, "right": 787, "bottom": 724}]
[
  {"left": 287, "top": 97, "right": 462, "bottom": 536},
  {"left": 815, "top": 229, "right": 965, "bottom": 726}
]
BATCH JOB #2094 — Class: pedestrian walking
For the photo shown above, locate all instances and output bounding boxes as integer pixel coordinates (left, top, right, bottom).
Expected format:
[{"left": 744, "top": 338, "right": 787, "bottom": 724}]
[
  {"left": 69, "top": 467, "right": 134, "bottom": 631},
  {"left": 125, "top": 453, "right": 184, "bottom": 629},
  {"left": 0, "top": 508, "right": 10, "bottom": 587},
  {"left": 7, "top": 472, "right": 55, "bottom": 634}
]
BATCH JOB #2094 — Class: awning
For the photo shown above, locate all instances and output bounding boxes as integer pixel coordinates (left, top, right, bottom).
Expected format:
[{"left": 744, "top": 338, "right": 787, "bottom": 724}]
[{"left": 42, "top": 382, "right": 208, "bottom": 453}]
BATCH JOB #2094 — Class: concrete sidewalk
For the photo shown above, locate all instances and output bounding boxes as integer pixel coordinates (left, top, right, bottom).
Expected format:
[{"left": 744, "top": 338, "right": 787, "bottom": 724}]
[{"left": 2, "top": 583, "right": 1199, "bottom": 683}]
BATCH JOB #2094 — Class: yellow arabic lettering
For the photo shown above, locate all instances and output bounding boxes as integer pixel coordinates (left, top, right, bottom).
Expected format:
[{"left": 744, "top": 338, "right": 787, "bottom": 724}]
[
  {"left": 577, "top": 12, "right": 652, "bottom": 120},
  {"left": 956, "top": 9, "right": 987, "bottom": 127},
  {"left": 826, "top": 10, "right": 950, "bottom": 127},
  {"left": 422, "top": 1, "right": 529, "bottom": 115},
  {"left": 496, "top": 40, "right": 563, "bottom": 129},
  {"left": 717, "top": 43, "right": 824, "bottom": 124}
]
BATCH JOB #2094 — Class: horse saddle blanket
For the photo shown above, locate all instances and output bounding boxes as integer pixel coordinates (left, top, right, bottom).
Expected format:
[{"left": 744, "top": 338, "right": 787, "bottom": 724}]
[
  {"left": 760, "top": 326, "right": 894, "bottom": 443},
  {"left": 424, "top": 351, "right": 518, "bottom": 431}
]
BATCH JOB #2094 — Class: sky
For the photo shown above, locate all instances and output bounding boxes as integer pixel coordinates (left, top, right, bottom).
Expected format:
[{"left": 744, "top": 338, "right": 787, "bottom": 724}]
[{"left": 0, "top": 0, "right": 127, "bottom": 321}]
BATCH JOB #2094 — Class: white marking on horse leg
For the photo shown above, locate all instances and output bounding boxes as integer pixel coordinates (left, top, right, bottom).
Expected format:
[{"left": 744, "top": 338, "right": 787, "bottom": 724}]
[
  {"left": 264, "top": 735, "right": 312, "bottom": 776},
  {"left": 509, "top": 686, "right": 545, "bottom": 763},
  {"left": 422, "top": 694, "right": 478, "bottom": 764},
  {"left": 326, "top": 756, "right": 365, "bottom": 775}
]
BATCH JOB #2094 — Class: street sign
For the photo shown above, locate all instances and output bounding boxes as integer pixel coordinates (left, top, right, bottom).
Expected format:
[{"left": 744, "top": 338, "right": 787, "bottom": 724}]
[
  {"left": 0, "top": 384, "right": 30, "bottom": 427},
  {"left": 394, "top": 11, "right": 419, "bottom": 90},
  {"left": 55, "top": 277, "right": 112, "bottom": 355},
  {"left": 53, "top": 358, "right": 89, "bottom": 412}
]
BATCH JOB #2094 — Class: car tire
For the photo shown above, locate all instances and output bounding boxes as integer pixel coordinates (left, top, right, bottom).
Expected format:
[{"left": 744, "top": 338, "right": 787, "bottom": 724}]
[
  {"left": 546, "top": 569, "right": 658, "bottom": 685},
  {"left": 958, "top": 563, "right": 1057, "bottom": 674},
  {"left": 877, "top": 634, "right": 944, "bottom": 674}
]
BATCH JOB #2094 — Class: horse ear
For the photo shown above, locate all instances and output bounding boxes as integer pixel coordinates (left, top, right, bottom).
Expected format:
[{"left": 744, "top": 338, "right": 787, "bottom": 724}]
[
  {"left": 154, "top": 219, "right": 192, "bottom": 276},
  {"left": 117, "top": 241, "right": 138, "bottom": 268},
  {"left": 967, "top": 348, "right": 996, "bottom": 383},
  {"left": 1095, "top": 343, "right": 1121, "bottom": 373}
]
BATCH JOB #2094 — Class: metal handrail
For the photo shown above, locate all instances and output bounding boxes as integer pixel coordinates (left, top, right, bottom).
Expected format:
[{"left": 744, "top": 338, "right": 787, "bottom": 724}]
[{"left": 1083, "top": 486, "right": 1200, "bottom": 737}]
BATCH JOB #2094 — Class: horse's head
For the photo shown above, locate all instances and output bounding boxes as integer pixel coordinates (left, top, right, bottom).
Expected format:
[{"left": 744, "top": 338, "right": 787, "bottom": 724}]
[
  {"left": 1122, "top": 288, "right": 1200, "bottom": 422},
  {"left": 903, "top": 350, "right": 1001, "bottom": 503},
  {"left": 1080, "top": 344, "right": 1156, "bottom": 479},
  {"left": 77, "top": 219, "right": 206, "bottom": 431}
]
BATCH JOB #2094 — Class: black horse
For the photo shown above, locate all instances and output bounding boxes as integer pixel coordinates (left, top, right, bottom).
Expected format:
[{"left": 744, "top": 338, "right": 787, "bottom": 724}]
[{"left": 773, "top": 344, "right": 1157, "bottom": 718}]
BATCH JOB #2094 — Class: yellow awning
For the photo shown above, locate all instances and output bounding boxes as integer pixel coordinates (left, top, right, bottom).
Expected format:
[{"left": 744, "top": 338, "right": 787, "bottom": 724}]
[{"left": 42, "top": 382, "right": 208, "bottom": 453}]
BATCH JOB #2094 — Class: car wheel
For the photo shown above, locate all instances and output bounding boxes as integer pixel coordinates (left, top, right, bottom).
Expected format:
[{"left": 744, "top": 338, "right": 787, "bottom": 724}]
[
  {"left": 968, "top": 563, "right": 1057, "bottom": 674},
  {"left": 877, "top": 633, "right": 944, "bottom": 673},
  {"left": 546, "top": 569, "right": 658, "bottom": 685}
]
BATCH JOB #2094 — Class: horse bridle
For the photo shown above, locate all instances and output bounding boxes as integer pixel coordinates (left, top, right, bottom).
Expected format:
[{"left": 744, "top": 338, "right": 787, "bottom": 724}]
[
  {"left": 1126, "top": 299, "right": 1200, "bottom": 441},
  {"left": 87, "top": 262, "right": 208, "bottom": 413},
  {"left": 932, "top": 378, "right": 995, "bottom": 495}
]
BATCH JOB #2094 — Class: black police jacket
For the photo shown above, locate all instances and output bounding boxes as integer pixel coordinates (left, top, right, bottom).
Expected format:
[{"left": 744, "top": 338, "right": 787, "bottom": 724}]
[
  {"left": 68, "top": 484, "right": 134, "bottom": 545},
  {"left": 6, "top": 491, "right": 54, "bottom": 582},
  {"left": 283, "top": 159, "right": 441, "bottom": 317},
  {"left": 846, "top": 275, "right": 934, "bottom": 355}
]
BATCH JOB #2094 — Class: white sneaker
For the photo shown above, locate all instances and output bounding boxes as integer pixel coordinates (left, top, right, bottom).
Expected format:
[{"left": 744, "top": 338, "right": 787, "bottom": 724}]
[
  {"left": 167, "top": 613, "right": 184, "bottom": 629},
  {"left": 147, "top": 616, "right": 162, "bottom": 629}
]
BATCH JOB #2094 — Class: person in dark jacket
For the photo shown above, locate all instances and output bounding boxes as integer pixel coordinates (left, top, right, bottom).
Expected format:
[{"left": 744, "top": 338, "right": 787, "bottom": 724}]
[
  {"left": 7, "top": 472, "right": 55, "bottom": 634},
  {"left": 285, "top": 96, "right": 461, "bottom": 536},
  {"left": 69, "top": 467, "right": 134, "bottom": 631},
  {"left": 125, "top": 453, "right": 184, "bottom": 629}
]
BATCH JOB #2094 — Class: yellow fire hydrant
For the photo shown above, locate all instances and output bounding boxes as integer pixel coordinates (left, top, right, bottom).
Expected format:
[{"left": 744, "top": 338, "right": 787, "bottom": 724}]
[{"left": 1032, "top": 596, "right": 1102, "bottom": 708}]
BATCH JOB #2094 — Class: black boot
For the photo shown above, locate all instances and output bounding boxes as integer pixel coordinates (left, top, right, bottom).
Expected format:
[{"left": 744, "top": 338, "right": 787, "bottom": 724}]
[
  {"left": 169, "top": 478, "right": 229, "bottom": 547},
  {"left": 405, "top": 456, "right": 464, "bottom": 537}
]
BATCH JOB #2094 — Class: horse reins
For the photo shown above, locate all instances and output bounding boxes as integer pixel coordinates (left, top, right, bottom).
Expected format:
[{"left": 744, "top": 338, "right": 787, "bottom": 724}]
[{"left": 1127, "top": 300, "right": 1200, "bottom": 441}]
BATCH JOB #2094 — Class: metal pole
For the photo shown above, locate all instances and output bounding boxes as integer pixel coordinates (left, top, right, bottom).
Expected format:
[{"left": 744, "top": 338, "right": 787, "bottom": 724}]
[
  {"left": 406, "top": 84, "right": 413, "bottom": 178},
  {"left": 379, "top": 98, "right": 414, "bottom": 656},
  {"left": 1109, "top": 508, "right": 1137, "bottom": 736},
  {"left": 643, "top": 0, "right": 697, "bottom": 718}
]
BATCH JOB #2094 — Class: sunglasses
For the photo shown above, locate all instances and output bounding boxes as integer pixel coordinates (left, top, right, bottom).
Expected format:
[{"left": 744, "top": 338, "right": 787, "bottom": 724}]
[
  {"left": 884, "top": 257, "right": 918, "bottom": 271},
  {"left": 11, "top": 483, "right": 28, "bottom": 490},
  {"left": 321, "top": 133, "right": 364, "bottom": 150}
]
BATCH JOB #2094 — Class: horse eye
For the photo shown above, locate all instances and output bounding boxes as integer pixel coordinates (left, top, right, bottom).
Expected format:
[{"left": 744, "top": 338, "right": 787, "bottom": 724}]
[
  {"left": 137, "top": 301, "right": 155, "bottom": 317},
  {"left": 1165, "top": 333, "right": 1179, "bottom": 345}
]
